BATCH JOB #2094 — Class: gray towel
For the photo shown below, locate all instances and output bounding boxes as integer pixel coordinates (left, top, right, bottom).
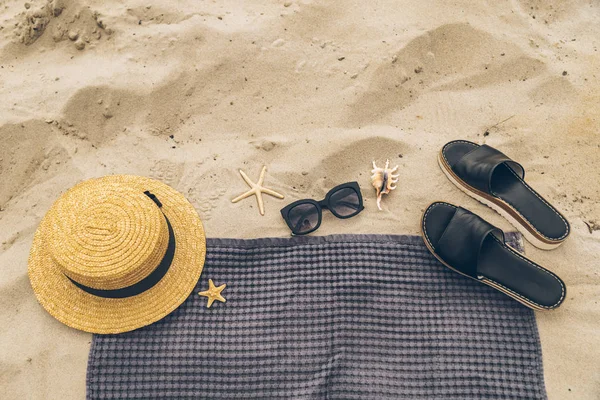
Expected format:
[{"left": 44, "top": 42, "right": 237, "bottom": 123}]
[{"left": 87, "top": 234, "right": 547, "bottom": 399}]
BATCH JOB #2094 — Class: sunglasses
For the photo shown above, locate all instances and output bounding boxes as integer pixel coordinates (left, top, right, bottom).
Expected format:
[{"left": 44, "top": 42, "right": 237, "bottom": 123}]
[{"left": 280, "top": 182, "right": 364, "bottom": 235}]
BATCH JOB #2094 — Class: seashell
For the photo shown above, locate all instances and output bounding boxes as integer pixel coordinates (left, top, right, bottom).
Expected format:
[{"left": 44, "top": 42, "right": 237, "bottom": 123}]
[{"left": 371, "top": 159, "right": 399, "bottom": 210}]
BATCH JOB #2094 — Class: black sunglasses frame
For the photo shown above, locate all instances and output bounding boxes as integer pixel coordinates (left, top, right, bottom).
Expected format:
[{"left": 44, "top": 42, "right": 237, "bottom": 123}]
[{"left": 280, "top": 181, "right": 364, "bottom": 235}]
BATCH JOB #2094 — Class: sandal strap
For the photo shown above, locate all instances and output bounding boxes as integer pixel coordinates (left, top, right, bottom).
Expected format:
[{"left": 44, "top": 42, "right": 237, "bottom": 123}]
[
  {"left": 436, "top": 207, "right": 504, "bottom": 278},
  {"left": 452, "top": 144, "right": 524, "bottom": 193}
]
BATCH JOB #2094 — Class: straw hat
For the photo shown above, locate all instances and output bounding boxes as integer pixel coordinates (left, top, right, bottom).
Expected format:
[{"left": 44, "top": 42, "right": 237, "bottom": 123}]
[{"left": 28, "top": 175, "right": 206, "bottom": 334}]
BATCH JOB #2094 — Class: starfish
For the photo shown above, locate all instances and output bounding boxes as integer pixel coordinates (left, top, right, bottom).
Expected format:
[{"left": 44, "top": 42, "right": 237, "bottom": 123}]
[
  {"left": 198, "top": 279, "right": 227, "bottom": 308},
  {"left": 231, "top": 166, "right": 284, "bottom": 215}
]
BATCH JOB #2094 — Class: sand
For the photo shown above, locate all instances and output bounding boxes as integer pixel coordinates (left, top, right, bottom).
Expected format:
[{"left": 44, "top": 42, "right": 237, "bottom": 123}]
[{"left": 0, "top": 0, "right": 599, "bottom": 398}]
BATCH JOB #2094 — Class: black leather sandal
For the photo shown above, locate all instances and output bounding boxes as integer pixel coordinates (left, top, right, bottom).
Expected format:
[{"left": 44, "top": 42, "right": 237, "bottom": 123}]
[
  {"left": 439, "top": 140, "right": 570, "bottom": 249},
  {"left": 421, "top": 202, "right": 566, "bottom": 310}
]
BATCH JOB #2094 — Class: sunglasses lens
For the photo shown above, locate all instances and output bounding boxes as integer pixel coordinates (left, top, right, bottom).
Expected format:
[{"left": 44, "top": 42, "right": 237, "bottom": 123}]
[
  {"left": 330, "top": 187, "right": 361, "bottom": 217},
  {"left": 288, "top": 203, "right": 319, "bottom": 234}
]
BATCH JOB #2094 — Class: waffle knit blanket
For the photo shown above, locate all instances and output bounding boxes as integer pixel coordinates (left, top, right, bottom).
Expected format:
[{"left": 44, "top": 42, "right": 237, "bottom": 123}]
[{"left": 87, "top": 234, "right": 547, "bottom": 399}]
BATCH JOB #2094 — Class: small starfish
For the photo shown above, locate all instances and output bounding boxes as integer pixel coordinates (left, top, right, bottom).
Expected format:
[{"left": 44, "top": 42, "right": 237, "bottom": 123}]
[
  {"left": 198, "top": 279, "right": 227, "bottom": 308},
  {"left": 231, "top": 166, "right": 284, "bottom": 215}
]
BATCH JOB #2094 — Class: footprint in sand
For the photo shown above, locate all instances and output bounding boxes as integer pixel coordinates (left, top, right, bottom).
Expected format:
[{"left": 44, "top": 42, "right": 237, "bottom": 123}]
[
  {"left": 149, "top": 160, "right": 185, "bottom": 187},
  {"left": 187, "top": 184, "right": 227, "bottom": 221}
]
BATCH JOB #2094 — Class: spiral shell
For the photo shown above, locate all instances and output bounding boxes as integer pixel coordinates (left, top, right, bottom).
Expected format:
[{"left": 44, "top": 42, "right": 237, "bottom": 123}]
[{"left": 371, "top": 160, "right": 399, "bottom": 210}]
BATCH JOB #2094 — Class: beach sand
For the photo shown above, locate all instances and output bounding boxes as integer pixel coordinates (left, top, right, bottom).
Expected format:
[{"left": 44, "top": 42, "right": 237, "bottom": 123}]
[{"left": 0, "top": 0, "right": 598, "bottom": 398}]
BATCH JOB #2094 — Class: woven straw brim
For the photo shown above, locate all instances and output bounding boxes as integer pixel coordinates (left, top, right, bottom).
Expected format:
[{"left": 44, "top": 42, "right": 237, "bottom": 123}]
[{"left": 28, "top": 175, "right": 206, "bottom": 334}]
